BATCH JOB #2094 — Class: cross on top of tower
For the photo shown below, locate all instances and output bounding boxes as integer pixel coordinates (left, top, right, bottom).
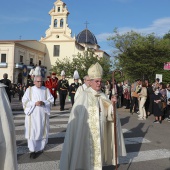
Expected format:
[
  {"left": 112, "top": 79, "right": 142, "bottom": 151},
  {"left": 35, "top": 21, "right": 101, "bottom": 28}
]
[{"left": 84, "top": 21, "right": 89, "bottom": 29}]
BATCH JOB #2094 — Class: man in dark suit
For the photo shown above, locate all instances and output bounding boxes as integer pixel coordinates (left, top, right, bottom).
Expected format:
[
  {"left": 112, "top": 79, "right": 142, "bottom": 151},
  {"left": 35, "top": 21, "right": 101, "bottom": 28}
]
[
  {"left": 69, "top": 70, "right": 81, "bottom": 106},
  {"left": 26, "top": 74, "right": 34, "bottom": 88},
  {"left": 57, "top": 71, "right": 69, "bottom": 111},
  {"left": 69, "top": 79, "right": 81, "bottom": 106}
]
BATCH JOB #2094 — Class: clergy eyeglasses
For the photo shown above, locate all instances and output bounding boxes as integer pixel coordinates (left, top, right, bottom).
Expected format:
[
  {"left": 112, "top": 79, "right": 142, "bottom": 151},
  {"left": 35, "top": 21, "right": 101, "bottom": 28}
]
[{"left": 94, "top": 80, "right": 102, "bottom": 84}]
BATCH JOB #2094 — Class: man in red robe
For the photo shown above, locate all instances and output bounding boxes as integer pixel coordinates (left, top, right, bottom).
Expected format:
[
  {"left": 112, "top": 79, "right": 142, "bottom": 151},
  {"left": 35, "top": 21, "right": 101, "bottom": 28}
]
[
  {"left": 50, "top": 73, "right": 58, "bottom": 106},
  {"left": 45, "top": 76, "right": 51, "bottom": 90}
]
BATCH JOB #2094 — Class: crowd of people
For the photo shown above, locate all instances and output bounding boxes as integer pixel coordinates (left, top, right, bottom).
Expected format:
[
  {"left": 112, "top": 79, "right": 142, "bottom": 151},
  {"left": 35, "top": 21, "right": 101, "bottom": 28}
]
[
  {"left": 103, "top": 78, "right": 170, "bottom": 124},
  {"left": 2, "top": 64, "right": 170, "bottom": 169},
  {"left": 0, "top": 63, "right": 127, "bottom": 170}
]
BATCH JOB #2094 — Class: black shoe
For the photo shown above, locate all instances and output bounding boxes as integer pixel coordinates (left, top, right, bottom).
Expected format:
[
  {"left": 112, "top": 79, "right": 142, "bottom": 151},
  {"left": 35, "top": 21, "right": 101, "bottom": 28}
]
[
  {"left": 159, "top": 120, "right": 162, "bottom": 124},
  {"left": 30, "top": 152, "right": 36, "bottom": 159},
  {"left": 32, "top": 152, "right": 36, "bottom": 159},
  {"left": 30, "top": 152, "right": 33, "bottom": 158}
]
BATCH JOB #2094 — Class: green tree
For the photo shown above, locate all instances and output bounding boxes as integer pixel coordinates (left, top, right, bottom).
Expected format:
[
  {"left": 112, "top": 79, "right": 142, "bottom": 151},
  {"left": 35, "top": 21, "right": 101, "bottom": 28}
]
[
  {"left": 51, "top": 50, "right": 112, "bottom": 82},
  {"left": 163, "top": 30, "right": 170, "bottom": 39},
  {"left": 108, "top": 29, "right": 170, "bottom": 83}
]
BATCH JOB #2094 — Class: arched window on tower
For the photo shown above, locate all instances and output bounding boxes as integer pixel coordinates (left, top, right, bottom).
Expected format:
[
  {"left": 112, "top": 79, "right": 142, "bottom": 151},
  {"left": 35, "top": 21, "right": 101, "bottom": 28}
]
[
  {"left": 54, "top": 19, "right": 57, "bottom": 27},
  {"left": 60, "top": 19, "right": 63, "bottom": 27},
  {"left": 58, "top": 7, "right": 60, "bottom": 12}
]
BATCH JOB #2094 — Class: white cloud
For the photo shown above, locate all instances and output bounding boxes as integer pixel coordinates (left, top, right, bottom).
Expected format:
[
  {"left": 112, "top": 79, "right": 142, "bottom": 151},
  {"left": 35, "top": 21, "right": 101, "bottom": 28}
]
[{"left": 96, "top": 17, "right": 170, "bottom": 43}]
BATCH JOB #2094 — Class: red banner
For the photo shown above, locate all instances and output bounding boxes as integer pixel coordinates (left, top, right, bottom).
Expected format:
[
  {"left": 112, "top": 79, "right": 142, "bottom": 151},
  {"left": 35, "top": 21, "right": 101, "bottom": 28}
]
[{"left": 164, "top": 62, "right": 170, "bottom": 70}]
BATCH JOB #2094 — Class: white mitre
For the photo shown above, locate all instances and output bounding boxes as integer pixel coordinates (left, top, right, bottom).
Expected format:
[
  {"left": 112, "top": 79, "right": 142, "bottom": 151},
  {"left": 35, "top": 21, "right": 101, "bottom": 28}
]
[
  {"left": 61, "top": 70, "right": 65, "bottom": 76},
  {"left": 88, "top": 62, "right": 103, "bottom": 79},
  {"left": 29, "top": 68, "right": 35, "bottom": 76},
  {"left": 73, "top": 70, "right": 79, "bottom": 79}
]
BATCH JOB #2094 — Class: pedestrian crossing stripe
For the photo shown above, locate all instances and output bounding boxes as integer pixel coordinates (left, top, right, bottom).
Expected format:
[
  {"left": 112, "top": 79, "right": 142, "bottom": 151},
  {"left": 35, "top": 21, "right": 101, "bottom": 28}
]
[
  {"left": 13, "top": 113, "right": 70, "bottom": 118},
  {"left": 18, "top": 161, "right": 60, "bottom": 170},
  {"left": 15, "top": 124, "right": 68, "bottom": 130},
  {"left": 14, "top": 118, "right": 69, "bottom": 123},
  {"left": 17, "top": 136, "right": 151, "bottom": 155},
  {"left": 17, "top": 149, "right": 170, "bottom": 169},
  {"left": 15, "top": 128, "right": 132, "bottom": 140},
  {"left": 16, "top": 132, "right": 151, "bottom": 143},
  {"left": 14, "top": 112, "right": 170, "bottom": 168},
  {"left": 13, "top": 110, "right": 70, "bottom": 115},
  {"left": 119, "top": 149, "right": 170, "bottom": 164}
]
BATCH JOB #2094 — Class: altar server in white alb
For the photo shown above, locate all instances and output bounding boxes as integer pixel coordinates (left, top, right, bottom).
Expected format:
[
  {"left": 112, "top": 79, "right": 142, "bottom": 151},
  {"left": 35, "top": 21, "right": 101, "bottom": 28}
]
[
  {"left": 0, "top": 83, "right": 18, "bottom": 170},
  {"left": 22, "top": 76, "right": 54, "bottom": 159},
  {"left": 60, "top": 62, "right": 126, "bottom": 170}
]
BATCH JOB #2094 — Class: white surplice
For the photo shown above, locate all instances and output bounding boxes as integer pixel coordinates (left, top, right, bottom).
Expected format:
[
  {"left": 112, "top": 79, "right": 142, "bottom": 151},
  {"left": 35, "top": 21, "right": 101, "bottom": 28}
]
[
  {"left": 60, "top": 87, "right": 126, "bottom": 170},
  {"left": 0, "top": 83, "right": 18, "bottom": 170},
  {"left": 22, "top": 86, "right": 54, "bottom": 152}
]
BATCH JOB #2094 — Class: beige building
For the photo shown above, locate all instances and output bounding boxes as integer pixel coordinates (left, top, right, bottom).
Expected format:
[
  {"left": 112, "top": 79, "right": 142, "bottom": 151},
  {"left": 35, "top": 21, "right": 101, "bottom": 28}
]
[
  {"left": 0, "top": 0, "right": 110, "bottom": 84},
  {"left": 0, "top": 40, "right": 46, "bottom": 84}
]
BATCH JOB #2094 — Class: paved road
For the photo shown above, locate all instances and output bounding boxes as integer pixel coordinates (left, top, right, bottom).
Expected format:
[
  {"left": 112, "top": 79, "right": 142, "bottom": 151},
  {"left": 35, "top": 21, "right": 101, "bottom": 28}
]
[{"left": 12, "top": 97, "right": 170, "bottom": 170}]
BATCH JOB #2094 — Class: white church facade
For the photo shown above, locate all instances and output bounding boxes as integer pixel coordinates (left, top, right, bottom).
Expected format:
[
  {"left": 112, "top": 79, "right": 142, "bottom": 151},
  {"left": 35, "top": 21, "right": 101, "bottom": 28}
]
[{"left": 0, "top": 0, "right": 110, "bottom": 84}]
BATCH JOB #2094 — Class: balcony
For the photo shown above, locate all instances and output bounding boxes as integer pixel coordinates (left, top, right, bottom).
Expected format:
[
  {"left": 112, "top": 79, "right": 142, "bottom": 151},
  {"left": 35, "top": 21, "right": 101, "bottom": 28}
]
[
  {"left": 15, "top": 63, "right": 23, "bottom": 69},
  {"left": 15, "top": 63, "right": 47, "bottom": 72},
  {"left": 15, "top": 63, "right": 34, "bottom": 70},
  {"left": 0, "top": 63, "right": 8, "bottom": 68}
]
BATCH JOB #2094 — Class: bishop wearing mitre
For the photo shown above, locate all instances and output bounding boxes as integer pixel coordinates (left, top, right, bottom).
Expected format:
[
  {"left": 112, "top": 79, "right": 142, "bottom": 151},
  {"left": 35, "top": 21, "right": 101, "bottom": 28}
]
[{"left": 60, "top": 62, "right": 126, "bottom": 170}]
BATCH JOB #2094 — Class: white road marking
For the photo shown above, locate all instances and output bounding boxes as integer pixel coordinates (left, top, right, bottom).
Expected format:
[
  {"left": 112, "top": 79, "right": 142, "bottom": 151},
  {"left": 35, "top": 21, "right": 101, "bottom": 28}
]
[
  {"left": 16, "top": 132, "right": 66, "bottom": 140},
  {"left": 122, "top": 129, "right": 132, "bottom": 133},
  {"left": 15, "top": 124, "right": 68, "bottom": 130},
  {"left": 13, "top": 110, "right": 70, "bottom": 114},
  {"left": 13, "top": 113, "right": 70, "bottom": 118},
  {"left": 119, "top": 149, "right": 170, "bottom": 164},
  {"left": 18, "top": 161, "right": 60, "bottom": 170},
  {"left": 14, "top": 118, "right": 69, "bottom": 123},
  {"left": 16, "top": 131, "right": 150, "bottom": 144},
  {"left": 125, "top": 137, "right": 151, "bottom": 145}
]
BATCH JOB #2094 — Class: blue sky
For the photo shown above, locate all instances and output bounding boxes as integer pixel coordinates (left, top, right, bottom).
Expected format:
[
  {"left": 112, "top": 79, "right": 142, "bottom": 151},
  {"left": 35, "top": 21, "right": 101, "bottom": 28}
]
[{"left": 0, "top": 0, "right": 170, "bottom": 56}]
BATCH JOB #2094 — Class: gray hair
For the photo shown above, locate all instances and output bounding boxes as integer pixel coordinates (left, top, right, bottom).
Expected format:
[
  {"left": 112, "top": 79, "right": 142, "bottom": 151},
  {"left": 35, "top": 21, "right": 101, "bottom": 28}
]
[
  {"left": 34, "top": 75, "right": 42, "bottom": 82},
  {"left": 83, "top": 75, "right": 89, "bottom": 80}
]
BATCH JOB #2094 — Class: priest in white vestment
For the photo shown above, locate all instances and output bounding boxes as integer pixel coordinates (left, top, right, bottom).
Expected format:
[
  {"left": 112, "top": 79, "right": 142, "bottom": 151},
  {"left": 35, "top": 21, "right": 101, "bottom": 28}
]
[
  {"left": 22, "top": 76, "right": 54, "bottom": 159},
  {"left": 0, "top": 83, "right": 18, "bottom": 170},
  {"left": 60, "top": 63, "right": 126, "bottom": 170},
  {"left": 74, "top": 75, "right": 91, "bottom": 101}
]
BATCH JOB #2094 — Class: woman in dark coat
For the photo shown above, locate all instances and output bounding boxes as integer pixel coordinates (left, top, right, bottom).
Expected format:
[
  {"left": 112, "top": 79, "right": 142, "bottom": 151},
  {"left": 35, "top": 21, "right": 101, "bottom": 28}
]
[{"left": 153, "top": 88, "right": 164, "bottom": 124}]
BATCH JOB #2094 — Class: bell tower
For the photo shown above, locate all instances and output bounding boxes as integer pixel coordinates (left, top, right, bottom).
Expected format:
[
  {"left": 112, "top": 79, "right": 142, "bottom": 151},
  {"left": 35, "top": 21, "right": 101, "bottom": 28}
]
[{"left": 41, "top": 0, "right": 72, "bottom": 40}]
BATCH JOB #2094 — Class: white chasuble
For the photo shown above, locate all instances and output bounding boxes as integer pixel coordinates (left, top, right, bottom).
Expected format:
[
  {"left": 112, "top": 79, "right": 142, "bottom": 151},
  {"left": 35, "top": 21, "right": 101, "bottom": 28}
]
[{"left": 60, "top": 87, "right": 126, "bottom": 170}]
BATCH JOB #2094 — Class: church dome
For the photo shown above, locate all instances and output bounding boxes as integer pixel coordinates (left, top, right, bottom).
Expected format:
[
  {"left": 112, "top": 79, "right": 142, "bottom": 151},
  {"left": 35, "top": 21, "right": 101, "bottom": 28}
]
[{"left": 76, "top": 29, "right": 98, "bottom": 45}]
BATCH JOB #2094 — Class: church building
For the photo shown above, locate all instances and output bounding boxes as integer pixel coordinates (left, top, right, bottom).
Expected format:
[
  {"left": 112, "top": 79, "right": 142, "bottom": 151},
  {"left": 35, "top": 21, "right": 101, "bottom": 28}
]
[{"left": 0, "top": 0, "right": 110, "bottom": 84}]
